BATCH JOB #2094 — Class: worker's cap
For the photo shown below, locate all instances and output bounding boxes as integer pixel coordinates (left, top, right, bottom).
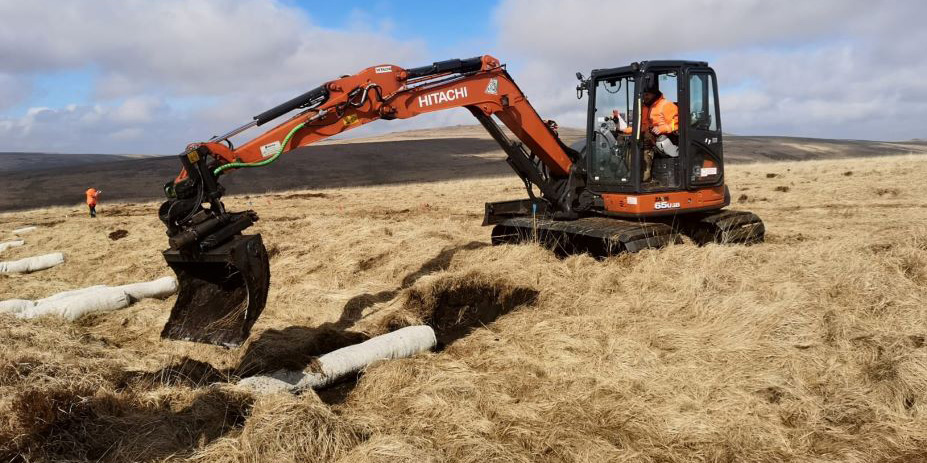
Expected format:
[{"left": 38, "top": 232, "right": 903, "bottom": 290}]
[{"left": 642, "top": 73, "right": 660, "bottom": 95}]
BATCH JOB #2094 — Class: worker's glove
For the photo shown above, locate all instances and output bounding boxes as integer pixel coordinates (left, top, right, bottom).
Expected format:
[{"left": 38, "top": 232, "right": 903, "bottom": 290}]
[
  {"left": 651, "top": 126, "right": 665, "bottom": 136},
  {"left": 611, "top": 110, "right": 628, "bottom": 131}
]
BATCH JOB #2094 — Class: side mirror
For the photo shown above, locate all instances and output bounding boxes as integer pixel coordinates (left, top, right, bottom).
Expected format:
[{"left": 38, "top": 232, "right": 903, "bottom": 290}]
[{"left": 575, "top": 72, "right": 588, "bottom": 99}]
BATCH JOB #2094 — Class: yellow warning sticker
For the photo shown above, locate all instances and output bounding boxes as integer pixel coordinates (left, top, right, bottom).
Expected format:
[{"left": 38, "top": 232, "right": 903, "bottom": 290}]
[{"left": 342, "top": 114, "right": 359, "bottom": 126}]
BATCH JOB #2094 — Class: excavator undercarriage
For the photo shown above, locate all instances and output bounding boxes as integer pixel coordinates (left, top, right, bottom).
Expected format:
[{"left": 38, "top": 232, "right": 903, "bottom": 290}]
[
  {"left": 158, "top": 55, "right": 765, "bottom": 347},
  {"left": 486, "top": 201, "right": 764, "bottom": 257}
]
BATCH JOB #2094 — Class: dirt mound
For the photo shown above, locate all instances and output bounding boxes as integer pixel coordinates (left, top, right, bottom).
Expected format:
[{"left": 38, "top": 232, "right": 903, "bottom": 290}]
[
  {"left": 236, "top": 327, "right": 369, "bottom": 377},
  {"left": 380, "top": 271, "right": 539, "bottom": 347},
  {"left": 380, "top": 271, "right": 538, "bottom": 346},
  {"left": 108, "top": 229, "right": 129, "bottom": 240}
]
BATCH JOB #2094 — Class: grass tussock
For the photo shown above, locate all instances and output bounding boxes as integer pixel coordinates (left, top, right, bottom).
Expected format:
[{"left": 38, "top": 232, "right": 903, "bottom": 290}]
[
  {"left": 3, "top": 383, "right": 254, "bottom": 462},
  {"left": 190, "top": 393, "right": 368, "bottom": 463},
  {"left": 1, "top": 154, "right": 927, "bottom": 461}
]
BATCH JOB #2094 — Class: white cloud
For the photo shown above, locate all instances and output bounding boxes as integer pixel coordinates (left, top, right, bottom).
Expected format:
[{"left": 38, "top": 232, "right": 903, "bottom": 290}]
[
  {"left": 712, "top": 40, "right": 927, "bottom": 138},
  {"left": 109, "top": 127, "right": 145, "bottom": 141},
  {"left": 2, "top": 0, "right": 925, "bottom": 154},
  {"left": 0, "top": 103, "right": 171, "bottom": 153},
  {"left": 492, "top": 0, "right": 927, "bottom": 140},
  {"left": 0, "top": 0, "right": 430, "bottom": 153},
  {"left": 495, "top": 0, "right": 869, "bottom": 60},
  {"left": 111, "top": 96, "right": 167, "bottom": 124},
  {"left": 0, "top": 0, "right": 425, "bottom": 97}
]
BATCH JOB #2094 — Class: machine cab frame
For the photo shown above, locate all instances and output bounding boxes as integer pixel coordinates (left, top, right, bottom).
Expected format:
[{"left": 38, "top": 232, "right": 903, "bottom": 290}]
[{"left": 584, "top": 61, "right": 725, "bottom": 196}]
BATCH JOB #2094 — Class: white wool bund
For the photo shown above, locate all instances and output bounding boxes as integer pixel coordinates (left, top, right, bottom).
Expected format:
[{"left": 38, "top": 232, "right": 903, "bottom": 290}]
[
  {"left": 0, "top": 253, "right": 65, "bottom": 273},
  {"left": 12, "top": 226, "right": 37, "bottom": 235},
  {"left": 117, "top": 277, "right": 178, "bottom": 300},
  {"left": 0, "top": 240, "right": 25, "bottom": 253},
  {"left": 240, "top": 325, "right": 437, "bottom": 394},
  {"left": 20, "top": 288, "right": 131, "bottom": 320},
  {"left": 1, "top": 277, "right": 178, "bottom": 320},
  {"left": 0, "top": 299, "right": 33, "bottom": 314}
]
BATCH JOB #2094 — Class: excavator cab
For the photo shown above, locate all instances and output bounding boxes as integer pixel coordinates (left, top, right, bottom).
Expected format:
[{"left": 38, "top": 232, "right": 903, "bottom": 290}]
[
  {"left": 585, "top": 61, "right": 724, "bottom": 196},
  {"left": 488, "top": 60, "right": 762, "bottom": 252}
]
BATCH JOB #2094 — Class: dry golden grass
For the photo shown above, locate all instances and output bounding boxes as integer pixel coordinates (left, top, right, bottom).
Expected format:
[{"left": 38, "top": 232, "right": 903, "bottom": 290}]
[{"left": 1, "top": 153, "right": 927, "bottom": 462}]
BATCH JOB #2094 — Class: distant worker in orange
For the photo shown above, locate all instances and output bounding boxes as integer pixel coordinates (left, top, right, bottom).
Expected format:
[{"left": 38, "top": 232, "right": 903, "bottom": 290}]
[
  {"left": 619, "top": 84, "right": 679, "bottom": 182},
  {"left": 85, "top": 187, "right": 101, "bottom": 218}
]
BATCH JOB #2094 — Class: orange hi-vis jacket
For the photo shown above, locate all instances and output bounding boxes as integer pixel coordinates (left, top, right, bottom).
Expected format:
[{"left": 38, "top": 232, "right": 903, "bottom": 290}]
[
  {"left": 85, "top": 188, "right": 99, "bottom": 206},
  {"left": 645, "top": 96, "right": 679, "bottom": 134},
  {"left": 622, "top": 96, "right": 679, "bottom": 135}
]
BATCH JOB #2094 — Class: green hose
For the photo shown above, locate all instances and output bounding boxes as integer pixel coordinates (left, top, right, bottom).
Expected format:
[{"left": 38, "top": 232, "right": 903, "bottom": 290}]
[{"left": 213, "top": 121, "right": 306, "bottom": 176}]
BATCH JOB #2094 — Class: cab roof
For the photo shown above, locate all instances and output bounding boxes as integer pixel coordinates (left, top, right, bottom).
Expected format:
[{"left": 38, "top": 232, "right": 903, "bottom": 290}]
[{"left": 590, "top": 60, "right": 711, "bottom": 79}]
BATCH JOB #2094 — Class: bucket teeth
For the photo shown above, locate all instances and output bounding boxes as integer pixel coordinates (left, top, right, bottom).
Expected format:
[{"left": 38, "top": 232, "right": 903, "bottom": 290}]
[{"left": 161, "top": 234, "right": 270, "bottom": 347}]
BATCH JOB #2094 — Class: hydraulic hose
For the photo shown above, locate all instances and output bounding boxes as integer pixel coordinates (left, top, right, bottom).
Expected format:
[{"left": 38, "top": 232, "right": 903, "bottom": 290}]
[{"left": 213, "top": 121, "right": 305, "bottom": 176}]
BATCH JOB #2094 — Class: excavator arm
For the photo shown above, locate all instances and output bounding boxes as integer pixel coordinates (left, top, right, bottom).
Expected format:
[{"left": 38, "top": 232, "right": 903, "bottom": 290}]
[
  {"left": 190, "top": 55, "right": 572, "bottom": 177},
  {"left": 159, "top": 55, "right": 584, "bottom": 346}
]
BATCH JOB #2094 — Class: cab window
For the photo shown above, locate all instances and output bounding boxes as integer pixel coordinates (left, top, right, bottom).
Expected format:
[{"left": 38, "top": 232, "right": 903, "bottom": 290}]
[
  {"left": 688, "top": 72, "right": 722, "bottom": 185},
  {"left": 589, "top": 76, "right": 635, "bottom": 185},
  {"left": 689, "top": 73, "right": 719, "bottom": 132}
]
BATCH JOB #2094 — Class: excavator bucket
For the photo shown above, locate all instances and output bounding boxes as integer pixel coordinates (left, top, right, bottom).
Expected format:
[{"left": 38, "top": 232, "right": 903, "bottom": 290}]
[{"left": 161, "top": 234, "right": 270, "bottom": 347}]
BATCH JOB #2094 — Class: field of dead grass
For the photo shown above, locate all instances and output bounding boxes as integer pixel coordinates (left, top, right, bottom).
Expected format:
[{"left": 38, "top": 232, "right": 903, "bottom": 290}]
[{"left": 1, "top": 153, "right": 926, "bottom": 462}]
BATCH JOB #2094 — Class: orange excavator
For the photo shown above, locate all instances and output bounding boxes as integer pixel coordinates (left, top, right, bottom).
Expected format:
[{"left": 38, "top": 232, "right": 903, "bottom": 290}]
[{"left": 158, "top": 55, "right": 763, "bottom": 346}]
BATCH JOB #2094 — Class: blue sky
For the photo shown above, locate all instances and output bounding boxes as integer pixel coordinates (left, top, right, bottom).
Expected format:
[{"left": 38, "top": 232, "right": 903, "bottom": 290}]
[
  {"left": 3, "top": 68, "right": 94, "bottom": 117},
  {"left": 288, "top": 0, "right": 496, "bottom": 45},
  {"left": 0, "top": 0, "right": 924, "bottom": 154}
]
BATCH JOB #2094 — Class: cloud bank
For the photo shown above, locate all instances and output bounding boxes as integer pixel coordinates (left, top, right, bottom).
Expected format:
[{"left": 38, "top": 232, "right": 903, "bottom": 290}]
[
  {"left": 492, "top": 0, "right": 927, "bottom": 140},
  {"left": 1, "top": 0, "right": 925, "bottom": 153},
  {"left": 0, "top": 0, "right": 429, "bottom": 153}
]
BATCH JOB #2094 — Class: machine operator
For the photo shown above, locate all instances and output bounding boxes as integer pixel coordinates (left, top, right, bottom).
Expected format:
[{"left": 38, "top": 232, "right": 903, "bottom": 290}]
[{"left": 613, "top": 84, "right": 679, "bottom": 182}]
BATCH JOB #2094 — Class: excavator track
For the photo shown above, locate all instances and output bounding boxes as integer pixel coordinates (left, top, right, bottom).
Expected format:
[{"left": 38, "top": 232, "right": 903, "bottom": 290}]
[
  {"left": 491, "top": 216, "right": 679, "bottom": 257},
  {"left": 672, "top": 209, "right": 765, "bottom": 246},
  {"left": 490, "top": 209, "right": 764, "bottom": 257}
]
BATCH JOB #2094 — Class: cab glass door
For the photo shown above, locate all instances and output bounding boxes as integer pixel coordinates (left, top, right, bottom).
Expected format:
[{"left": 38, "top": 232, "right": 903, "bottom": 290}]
[
  {"left": 687, "top": 72, "right": 723, "bottom": 186},
  {"left": 588, "top": 76, "right": 635, "bottom": 186},
  {"left": 641, "top": 71, "right": 681, "bottom": 192}
]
